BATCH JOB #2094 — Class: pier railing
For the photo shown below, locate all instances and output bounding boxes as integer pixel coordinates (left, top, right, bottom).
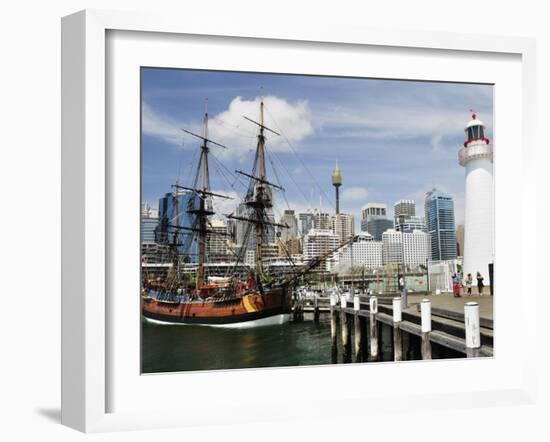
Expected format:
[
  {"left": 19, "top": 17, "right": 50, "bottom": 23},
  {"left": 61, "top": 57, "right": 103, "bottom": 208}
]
[{"left": 292, "top": 293, "right": 492, "bottom": 362}]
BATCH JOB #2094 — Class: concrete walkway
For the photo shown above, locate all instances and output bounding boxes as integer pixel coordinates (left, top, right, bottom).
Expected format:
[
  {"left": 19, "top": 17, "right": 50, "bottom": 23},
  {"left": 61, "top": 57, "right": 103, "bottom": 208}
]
[{"left": 404, "top": 293, "right": 493, "bottom": 320}]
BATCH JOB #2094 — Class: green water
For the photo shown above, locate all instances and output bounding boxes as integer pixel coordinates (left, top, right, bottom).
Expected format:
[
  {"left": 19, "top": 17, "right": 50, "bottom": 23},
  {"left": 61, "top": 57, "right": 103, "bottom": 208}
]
[
  {"left": 141, "top": 314, "right": 462, "bottom": 373},
  {"left": 142, "top": 314, "right": 338, "bottom": 373}
]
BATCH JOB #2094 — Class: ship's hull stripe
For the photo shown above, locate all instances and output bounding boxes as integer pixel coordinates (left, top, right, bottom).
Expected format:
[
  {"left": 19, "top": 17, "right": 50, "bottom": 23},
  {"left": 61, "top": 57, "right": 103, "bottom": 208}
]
[{"left": 142, "top": 306, "right": 290, "bottom": 325}]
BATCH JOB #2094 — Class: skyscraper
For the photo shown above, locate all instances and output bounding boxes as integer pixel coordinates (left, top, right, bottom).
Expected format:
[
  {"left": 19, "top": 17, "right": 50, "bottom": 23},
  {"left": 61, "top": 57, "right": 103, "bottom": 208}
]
[
  {"left": 279, "top": 209, "right": 299, "bottom": 242},
  {"left": 298, "top": 212, "right": 314, "bottom": 237},
  {"left": 394, "top": 199, "right": 416, "bottom": 220},
  {"left": 157, "top": 190, "right": 198, "bottom": 259},
  {"left": 424, "top": 189, "right": 457, "bottom": 261},
  {"left": 360, "top": 203, "right": 393, "bottom": 240},
  {"left": 141, "top": 203, "right": 159, "bottom": 244},
  {"left": 331, "top": 213, "right": 355, "bottom": 243}
]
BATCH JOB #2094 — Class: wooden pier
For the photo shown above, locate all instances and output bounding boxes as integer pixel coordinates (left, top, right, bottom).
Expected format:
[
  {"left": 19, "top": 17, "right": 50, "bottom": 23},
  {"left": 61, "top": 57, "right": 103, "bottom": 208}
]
[{"left": 292, "top": 292, "right": 493, "bottom": 361}]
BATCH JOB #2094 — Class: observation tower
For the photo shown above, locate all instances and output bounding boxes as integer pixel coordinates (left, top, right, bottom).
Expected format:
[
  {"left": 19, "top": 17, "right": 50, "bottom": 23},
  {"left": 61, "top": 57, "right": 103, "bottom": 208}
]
[
  {"left": 332, "top": 161, "right": 342, "bottom": 214},
  {"left": 458, "top": 112, "right": 494, "bottom": 281}
]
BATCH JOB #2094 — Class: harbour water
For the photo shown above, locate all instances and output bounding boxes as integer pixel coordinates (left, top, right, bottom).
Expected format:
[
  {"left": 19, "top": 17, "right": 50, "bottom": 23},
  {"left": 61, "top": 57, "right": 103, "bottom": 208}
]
[{"left": 141, "top": 313, "right": 463, "bottom": 373}]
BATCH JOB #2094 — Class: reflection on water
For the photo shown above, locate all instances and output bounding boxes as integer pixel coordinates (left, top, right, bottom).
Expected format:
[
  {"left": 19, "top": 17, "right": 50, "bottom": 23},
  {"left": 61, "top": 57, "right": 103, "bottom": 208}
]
[{"left": 141, "top": 314, "right": 463, "bottom": 374}]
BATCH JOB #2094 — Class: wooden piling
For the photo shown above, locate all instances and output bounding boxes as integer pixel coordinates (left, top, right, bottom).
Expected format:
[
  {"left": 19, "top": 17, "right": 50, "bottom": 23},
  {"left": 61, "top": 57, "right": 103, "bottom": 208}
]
[
  {"left": 392, "top": 297, "right": 403, "bottom": 361},
  {"left": 340, "top": 294, "right": 351, "bottom": 362},
  {"left": 464, "top": 302, "right": 481, "bottom": 358},
  {"left": 353, "top": 294, "right": 362, "bottom": 362},
  {"left": 420, "top": 298, "right": 432, "bottom": 360},
  {"left": 369, "top": 296, "right": 379, "bottom": 361},
  {"left": 313, "top": 292, "right": 320, "bottom": 323}
]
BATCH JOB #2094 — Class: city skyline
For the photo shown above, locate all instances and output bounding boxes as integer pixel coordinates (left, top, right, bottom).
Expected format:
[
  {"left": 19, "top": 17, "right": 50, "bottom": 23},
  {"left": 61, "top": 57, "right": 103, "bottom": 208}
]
[{"left": 141, "top": 68, "right": 493, "bottom": 230}]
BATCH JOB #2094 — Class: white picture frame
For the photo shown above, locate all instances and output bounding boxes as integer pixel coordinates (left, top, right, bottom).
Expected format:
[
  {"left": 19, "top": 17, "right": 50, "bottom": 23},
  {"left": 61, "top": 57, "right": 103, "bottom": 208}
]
[{"left": 61, "top": 9, "right": 537, "bottom": 433}]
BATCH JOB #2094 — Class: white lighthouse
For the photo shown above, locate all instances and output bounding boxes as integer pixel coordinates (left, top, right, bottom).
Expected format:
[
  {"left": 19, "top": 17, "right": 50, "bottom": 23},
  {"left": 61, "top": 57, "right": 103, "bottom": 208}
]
[{"left": 458, "top": 112, "right": 494, "bottom": 283}]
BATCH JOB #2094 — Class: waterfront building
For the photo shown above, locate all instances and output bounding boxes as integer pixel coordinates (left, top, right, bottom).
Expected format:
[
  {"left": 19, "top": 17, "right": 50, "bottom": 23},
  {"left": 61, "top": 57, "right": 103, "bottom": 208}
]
[
  {"left": 298, "top": 212, "right": 314, "bottom": 236},
  {"left": 394, "top": 199, "right": 416, "bottom": 220},
  {"left": 303, "top": 229, "right": 340, "bottom": 271},
  {"left": 458, "top": 112, "right": 494, "bottom": 278},
  {"left": 382, "top": 229, "right": 430, "bottom": 266},
  {"left": 336, "top": 231, "right": 382, "bottom": 269},
  {"left": 313, "top": 211, "right": 331, "bottom": 230},
  {"left": 360, "top": 202, "right": 393, "bottom": 240},
  {"left": 331, "top": 213, "right": 355, "bottom": 243},
  {"left": 424, "top": 189, "right": 457, "bottom": 261}
]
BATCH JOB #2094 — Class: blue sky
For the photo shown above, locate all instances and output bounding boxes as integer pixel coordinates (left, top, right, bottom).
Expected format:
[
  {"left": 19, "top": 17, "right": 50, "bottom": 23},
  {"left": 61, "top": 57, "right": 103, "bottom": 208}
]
[{"left": 141, "top": 68, "right": 493, "bottom": 228}]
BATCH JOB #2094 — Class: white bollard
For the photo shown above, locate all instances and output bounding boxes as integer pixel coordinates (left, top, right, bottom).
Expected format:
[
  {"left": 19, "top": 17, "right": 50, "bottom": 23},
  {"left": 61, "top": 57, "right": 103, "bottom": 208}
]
[
  {"left": 420, "top": 298, "right": 432, "bottom": 360},
  {"left": 369, "top": 296, "right": 378, "bottom": 314},
  {"left": 353, "top": 294, "right": 360, "bottom": 311},
  {"left": 464, "top": 302, "right": 480, "bottom": 357},
  {"left": 340, "top": 294, "right": 347, "bottom": 309},
  {"left": 392, "top": 297, "right": 402, "bottom": 323},
  {"left": 369, "top": 296, "right": 379, "bottom": 361},
  {"left": 421, "top": 299, "right": 432, "bottom": 333},
  {"left": 392, "top": 297, "right": 403, "bottom": 361}
]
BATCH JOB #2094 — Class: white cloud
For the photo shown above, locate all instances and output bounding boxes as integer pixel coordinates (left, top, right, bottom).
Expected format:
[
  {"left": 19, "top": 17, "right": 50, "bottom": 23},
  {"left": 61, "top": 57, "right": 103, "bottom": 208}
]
[
  {"left": 141, "top": 102, "right": 183, "bottom": 146},
  {"left": 342, "top": 186, "right": 369, "bottom": 202},
  {"left": 316, "top": 105, "right": 492, "bottom": 150},
  {"left": 142, "top": 95, "right": 314, "bottom": 157},
  {"left": 210, "top": 190, "right": 241, "bottom": 219}
]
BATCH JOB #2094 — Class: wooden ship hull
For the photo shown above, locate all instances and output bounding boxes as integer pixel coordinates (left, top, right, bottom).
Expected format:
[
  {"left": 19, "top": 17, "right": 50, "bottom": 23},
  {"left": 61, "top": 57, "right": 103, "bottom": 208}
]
[{"left": 142, "top": 286, "right": 291, "bottom": 326}]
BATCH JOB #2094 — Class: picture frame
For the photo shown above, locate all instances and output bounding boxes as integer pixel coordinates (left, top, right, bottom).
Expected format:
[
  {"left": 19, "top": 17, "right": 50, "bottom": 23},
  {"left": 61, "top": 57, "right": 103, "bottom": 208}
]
[{"left": 61, "top": 9, "right": 537, "bottom": 433}]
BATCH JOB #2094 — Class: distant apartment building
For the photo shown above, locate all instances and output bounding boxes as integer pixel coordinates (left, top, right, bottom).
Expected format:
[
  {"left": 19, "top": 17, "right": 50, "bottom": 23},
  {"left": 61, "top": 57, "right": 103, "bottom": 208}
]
[
  {"left": 336, "top": 231, "right": 382, "bottom": 269},
  {"left": 424, "top": 189, "right": 457, "bottom": 261},
  {"left": 382, "top": 229, "right": 430, "bottom": 266},
  {"left": 303, "top": 229, "right": 340, "bottom": 271},
  {"left": 206, "top": 219, "right": 229, "bottom": 261},
  {"left": 313, "top": 211, "right": 331, "bottom": 230},
  {"left": 331, "top": 213, "right": 355, "bottom": 243}
]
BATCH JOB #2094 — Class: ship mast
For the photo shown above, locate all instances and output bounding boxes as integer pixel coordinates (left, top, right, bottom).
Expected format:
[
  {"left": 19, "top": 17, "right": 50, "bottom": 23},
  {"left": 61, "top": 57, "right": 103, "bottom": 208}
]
[
  {"left": 197, "top": 104, "right": 209, "bottom": 287},
  {"left": 242, "top": 100, "right": 283, "bottom": 276},
  {"left": 179, "top": 100, "right": 230, "bottom": 289}
]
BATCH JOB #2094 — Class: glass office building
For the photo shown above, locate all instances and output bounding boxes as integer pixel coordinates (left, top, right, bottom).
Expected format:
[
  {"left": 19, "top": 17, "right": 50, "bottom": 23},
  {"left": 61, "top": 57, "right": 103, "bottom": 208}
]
[
  {"left": 156, "top": 190, "right": 198, "bottom": 261},
  {"left": 424, "top": 189, "right": 457, "bottom": 261}
]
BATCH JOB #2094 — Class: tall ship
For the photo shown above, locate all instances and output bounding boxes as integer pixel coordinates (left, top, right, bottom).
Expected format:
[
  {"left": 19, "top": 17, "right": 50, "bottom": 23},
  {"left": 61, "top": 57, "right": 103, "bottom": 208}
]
[{"left": 141, "top": 100, "right": 352, "bottom": 327}]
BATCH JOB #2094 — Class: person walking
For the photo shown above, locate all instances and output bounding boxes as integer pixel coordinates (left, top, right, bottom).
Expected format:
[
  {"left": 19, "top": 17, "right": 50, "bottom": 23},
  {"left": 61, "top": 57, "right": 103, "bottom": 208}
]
[
  {"left": 465, "top": 273, "right": 473, "bottom": 296},
  {"left": 452, "top": 272, "right": 461, "bottom": 298},
  {"left": 476, "top": 272, "right": 485, "bottom": 296}
]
